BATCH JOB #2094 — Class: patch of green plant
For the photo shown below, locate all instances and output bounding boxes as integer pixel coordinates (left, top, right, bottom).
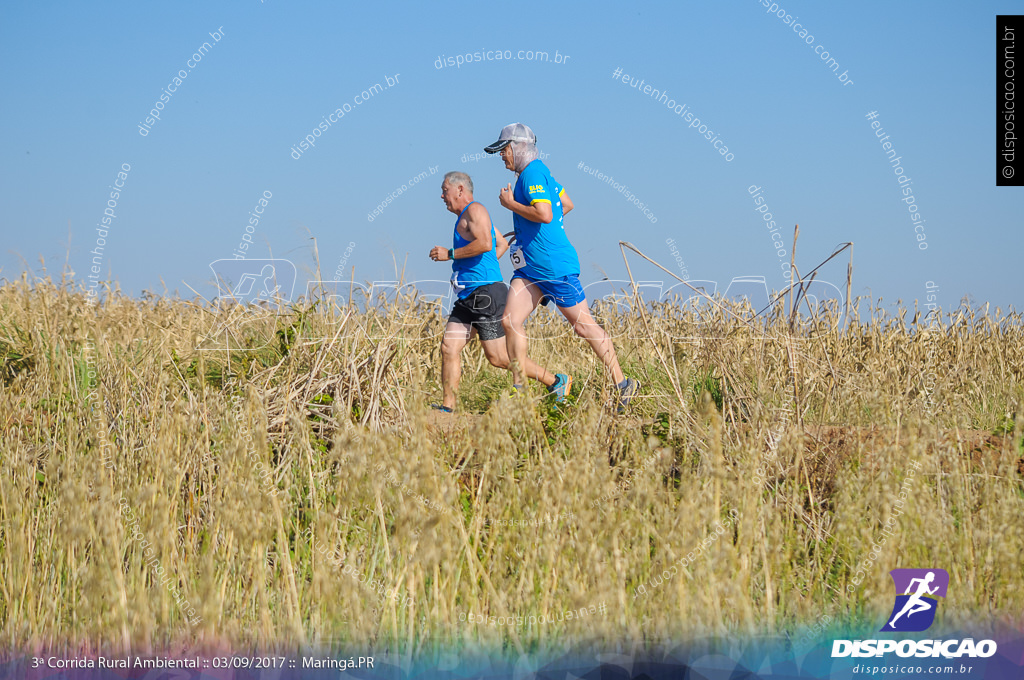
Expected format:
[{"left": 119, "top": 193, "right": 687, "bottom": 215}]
[
  {"left": 461, "top": 368, "right": 509, "bottom": 414},
  {"left": 275, "top": 304, "right": 317, "bottom": 357},
  {"left": 690, "top": 368, "right": 724, "bottom": 412},
  {"left": 641, "top": 411, "right": 672, "bottom": 443},
  {"left": 312, "top": 435, "right": 329, "bottom": 454},
  {"left": 541, "top": 391, "right": 578, "bottom": 446},
  {"left": 0, "top": 323, "right": 34, "bottom": 385}
]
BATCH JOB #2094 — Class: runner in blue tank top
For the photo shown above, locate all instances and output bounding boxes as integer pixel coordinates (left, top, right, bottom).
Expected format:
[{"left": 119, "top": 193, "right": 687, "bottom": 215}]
[
  {"left": 449, "top": 200, "right": 502, "bottom": 299},
  {"left": 484, "top": 123, "right": 639, "bottom": 412},
  {"left": 428, "top": 171, "right": 566, "bottom": 412}
]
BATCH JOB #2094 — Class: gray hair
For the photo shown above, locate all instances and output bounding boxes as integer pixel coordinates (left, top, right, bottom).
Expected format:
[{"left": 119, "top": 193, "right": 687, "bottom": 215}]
[{"left": 443, "top": 171, "right": 473, "bottom": 194}]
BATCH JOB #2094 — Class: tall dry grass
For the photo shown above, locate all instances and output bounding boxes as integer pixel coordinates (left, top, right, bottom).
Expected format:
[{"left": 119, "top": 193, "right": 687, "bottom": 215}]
[{"left": 0, "top": 273, "right": 1022, "bottom": 659}]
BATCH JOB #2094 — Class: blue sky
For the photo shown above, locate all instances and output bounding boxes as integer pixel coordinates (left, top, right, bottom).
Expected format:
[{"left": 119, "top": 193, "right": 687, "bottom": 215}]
[{"left": 1, "top": 1, "right": 1019, "bottom": 314}]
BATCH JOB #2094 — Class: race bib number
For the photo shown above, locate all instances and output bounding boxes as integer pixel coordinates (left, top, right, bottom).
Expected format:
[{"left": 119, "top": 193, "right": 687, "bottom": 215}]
[
  {"left": 450, "top": 272, "right": 466, "bottom": 294},
  {"left": 509, "top": 245, "right": 527, "bottom": 270}
]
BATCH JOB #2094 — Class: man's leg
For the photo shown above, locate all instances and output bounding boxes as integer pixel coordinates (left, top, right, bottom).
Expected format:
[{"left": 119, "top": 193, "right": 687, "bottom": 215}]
[
  {"left": 440, "top": 321, "right": 471, "bottom": 410},
  {"left": 473, "top": 286, "right": 511, "bottom": 372},
  {"left": 523, "top": 357, "right": 556, "bottom": 387},
  {"left": 480, "top": 281, "right": 556, "bottom": 387},
  {"left": 479, "top": 336, "right": 510, "bottom": 370},
  {"left": 479, "top": 335, "right": 555, "bottom": 386},
  {"left": 558, "top": 300, "right": 626, "bottom": 385},
  {"left": 501, "top": 277, "right": 545, "bottom": 386}
]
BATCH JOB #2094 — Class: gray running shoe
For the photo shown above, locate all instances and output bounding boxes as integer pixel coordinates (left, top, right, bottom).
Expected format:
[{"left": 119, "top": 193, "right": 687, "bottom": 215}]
[{"left": 616, "top": 378, "right": 640, "bottom": 414}]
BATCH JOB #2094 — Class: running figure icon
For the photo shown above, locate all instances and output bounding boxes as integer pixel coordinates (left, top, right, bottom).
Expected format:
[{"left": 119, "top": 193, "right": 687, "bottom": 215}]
[{"left": 888, "top": 571, "right": 939, "bottom": 628}]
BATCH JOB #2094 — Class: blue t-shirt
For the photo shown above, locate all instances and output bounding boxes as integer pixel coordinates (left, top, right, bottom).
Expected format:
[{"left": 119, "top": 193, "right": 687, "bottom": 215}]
[
  {"left": 451, "top": 201, "right": 502, "bottom": 299},
  {"left": 512, "top": 160, "right": 580, "bottom": 280}
]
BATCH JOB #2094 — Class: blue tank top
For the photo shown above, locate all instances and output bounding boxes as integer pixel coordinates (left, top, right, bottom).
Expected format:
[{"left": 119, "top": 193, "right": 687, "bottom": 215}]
[{"left": 451, "top": 201, "right": 502, "bottom": 299}]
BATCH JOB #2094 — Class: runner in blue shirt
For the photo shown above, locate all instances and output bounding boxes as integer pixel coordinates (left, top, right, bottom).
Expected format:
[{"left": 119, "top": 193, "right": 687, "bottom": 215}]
[
  {"left": 484, "top": 123, "right": 639, "bottom": 411},
  {"left": 429, "top": 171, "right": 567, "bottom": 411}
]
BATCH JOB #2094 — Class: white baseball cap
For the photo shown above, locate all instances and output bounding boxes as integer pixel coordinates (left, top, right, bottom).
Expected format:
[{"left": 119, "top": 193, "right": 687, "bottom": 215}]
[{"left": 484, "top": 123, "right": 537, "bottom": 154}]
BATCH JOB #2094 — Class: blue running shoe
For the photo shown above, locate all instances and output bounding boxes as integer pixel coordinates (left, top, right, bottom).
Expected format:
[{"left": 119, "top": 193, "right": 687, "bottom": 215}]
[{"left": 549, "top": 374, "right": 573, "bottom": 403}]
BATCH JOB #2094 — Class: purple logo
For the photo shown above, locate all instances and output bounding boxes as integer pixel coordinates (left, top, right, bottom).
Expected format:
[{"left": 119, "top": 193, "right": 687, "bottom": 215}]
[{"left": 881, "top": 568, "right": 949, "bottom": 632}]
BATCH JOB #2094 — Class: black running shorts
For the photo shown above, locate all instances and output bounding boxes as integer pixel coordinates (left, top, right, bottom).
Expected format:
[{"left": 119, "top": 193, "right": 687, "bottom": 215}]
[{"left": 448, "top": 281, "right": 507, "bottom": 341}]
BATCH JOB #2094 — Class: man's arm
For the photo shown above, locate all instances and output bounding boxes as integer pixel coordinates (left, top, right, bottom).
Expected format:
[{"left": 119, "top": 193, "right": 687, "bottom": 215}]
[
  {"left": 560, "top": 189, "right": 574, "bottom": 216},
  {"left": 494, "top": 228, "right": 509, "bottom": 259},
  {"left": 455, "top": 202, "right": 494, "bottom": 258},
  {"left": 429, "top": 204, "right": 495, "bottom": 262},
  {"left": 499, "top": 183, "right": 553, "bottom": 224}
]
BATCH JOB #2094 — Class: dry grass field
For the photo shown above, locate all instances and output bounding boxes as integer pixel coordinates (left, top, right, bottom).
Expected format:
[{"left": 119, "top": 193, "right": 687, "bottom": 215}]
[{"left": 1, "top": 274, "right": 1022, "bottom": 660}]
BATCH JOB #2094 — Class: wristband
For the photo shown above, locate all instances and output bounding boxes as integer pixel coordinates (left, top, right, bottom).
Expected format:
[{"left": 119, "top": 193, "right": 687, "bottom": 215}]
[{"left": 448, "top": 248, "right": 455, "bottom": 260}]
